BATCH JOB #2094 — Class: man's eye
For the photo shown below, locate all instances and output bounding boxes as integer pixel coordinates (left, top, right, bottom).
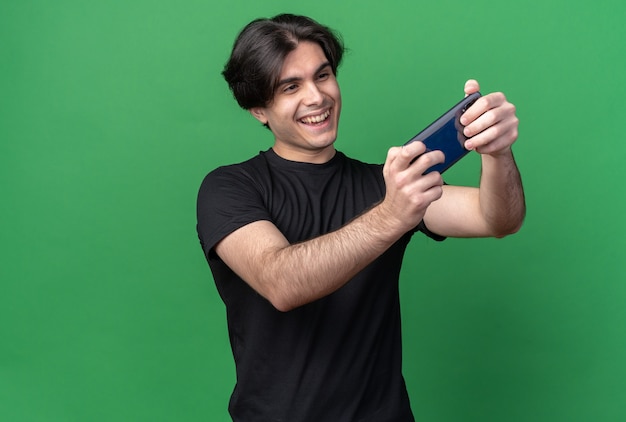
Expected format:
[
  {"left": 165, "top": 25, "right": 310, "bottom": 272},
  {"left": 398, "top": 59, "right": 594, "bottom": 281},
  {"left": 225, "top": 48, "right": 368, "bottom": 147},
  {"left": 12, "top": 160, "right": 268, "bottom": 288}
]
[
  {"left": 284, "top": 84, "right": 298, "bottom": 93},
  {"left": 318, "top": 72, "right": 330, "bottom": 80}
]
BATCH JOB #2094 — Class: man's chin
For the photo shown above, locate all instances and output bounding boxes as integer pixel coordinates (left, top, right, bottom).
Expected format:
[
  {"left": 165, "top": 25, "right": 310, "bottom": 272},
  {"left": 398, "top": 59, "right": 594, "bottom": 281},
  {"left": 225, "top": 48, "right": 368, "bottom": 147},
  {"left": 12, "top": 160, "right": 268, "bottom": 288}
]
[{"left": 302, "top": 126, "right": 338, "bottom": 145}]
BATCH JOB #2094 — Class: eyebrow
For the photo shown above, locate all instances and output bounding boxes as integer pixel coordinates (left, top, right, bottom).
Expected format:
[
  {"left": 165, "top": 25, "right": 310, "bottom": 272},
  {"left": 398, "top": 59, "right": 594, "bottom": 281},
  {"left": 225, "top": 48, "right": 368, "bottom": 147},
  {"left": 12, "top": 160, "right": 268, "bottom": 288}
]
[{"left": 277, "top": 61, "right": 332, "bottom": 87}]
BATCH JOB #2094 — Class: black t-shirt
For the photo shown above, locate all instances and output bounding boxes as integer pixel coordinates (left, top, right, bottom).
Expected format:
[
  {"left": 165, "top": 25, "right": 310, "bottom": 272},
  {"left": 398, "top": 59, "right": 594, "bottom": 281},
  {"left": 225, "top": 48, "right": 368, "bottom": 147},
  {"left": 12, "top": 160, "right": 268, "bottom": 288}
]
[{"left": 196, "top": 149, "right": 443, "bottom": 422}]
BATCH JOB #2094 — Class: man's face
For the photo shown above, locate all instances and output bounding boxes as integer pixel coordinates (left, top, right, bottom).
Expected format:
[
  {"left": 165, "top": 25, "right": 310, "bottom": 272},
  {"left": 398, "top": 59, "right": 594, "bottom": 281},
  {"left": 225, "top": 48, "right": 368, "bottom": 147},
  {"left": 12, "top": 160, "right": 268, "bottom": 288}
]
[{"left": 250, "top": 41, "right": 342, "bottom": 163}]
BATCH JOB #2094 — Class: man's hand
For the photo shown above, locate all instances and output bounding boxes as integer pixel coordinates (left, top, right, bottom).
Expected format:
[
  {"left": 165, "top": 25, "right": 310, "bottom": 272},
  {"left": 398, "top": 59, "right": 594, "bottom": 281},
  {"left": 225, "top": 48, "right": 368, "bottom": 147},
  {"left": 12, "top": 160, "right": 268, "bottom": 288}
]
[
  {"left": 379, "top": 141, "right": 445, "bottom": 234},
  {"left": 422, "top": 79, "right": 525, "bottom": 239},
  {"left": 461, "top": 79, "right": 519, "bottom": 157}
]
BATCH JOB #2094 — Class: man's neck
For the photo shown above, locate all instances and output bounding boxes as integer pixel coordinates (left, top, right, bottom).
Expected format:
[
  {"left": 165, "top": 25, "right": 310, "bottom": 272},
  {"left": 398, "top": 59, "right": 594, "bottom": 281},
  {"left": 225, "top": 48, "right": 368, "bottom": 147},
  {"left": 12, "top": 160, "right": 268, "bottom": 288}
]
[{"left": 271, "top": 144, "right": 336, "bottom": 164}]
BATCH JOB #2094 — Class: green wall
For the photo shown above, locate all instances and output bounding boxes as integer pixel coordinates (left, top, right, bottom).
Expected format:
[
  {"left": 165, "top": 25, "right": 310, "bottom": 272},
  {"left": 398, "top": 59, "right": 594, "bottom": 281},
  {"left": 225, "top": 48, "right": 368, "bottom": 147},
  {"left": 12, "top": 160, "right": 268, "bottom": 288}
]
[{"left": 2, "top": 0, "right": 624, "bottom": 420}]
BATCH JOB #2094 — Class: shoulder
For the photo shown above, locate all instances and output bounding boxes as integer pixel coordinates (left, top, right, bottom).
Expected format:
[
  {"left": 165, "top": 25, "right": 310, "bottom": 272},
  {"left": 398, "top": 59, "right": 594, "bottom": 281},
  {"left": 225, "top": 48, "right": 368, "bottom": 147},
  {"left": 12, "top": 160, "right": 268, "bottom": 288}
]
[
  {"left": 196, "top": 152, "right": 275, "bottom": 255},
  {"left": 198, "top": 151, "right": 271, "bottom": 195},
  {"left": 202, "top": 151, "right": 269, "bottom": 180}
]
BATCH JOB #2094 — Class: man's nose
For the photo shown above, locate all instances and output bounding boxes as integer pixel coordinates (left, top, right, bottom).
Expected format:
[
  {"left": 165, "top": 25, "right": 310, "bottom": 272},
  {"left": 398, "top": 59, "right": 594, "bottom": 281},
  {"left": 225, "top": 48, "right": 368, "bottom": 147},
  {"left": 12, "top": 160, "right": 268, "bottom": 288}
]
[{"left": 303, "top": 82, "right": 324, "bottom": 106}]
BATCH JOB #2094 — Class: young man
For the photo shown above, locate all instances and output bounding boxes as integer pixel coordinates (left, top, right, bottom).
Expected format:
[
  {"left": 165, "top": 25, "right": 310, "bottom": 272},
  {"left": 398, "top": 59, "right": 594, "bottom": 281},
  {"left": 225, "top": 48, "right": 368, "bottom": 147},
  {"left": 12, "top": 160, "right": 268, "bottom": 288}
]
[{"left": 197, "top": 13, "right": 525, "bottom": 422}]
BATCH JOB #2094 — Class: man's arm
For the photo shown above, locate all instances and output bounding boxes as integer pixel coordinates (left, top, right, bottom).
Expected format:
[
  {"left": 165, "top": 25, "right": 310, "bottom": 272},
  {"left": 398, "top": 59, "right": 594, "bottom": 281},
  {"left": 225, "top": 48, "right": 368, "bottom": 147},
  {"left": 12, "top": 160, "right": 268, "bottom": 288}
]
[
  {"left": 215, "top": 142, "right": 445, "bottom": 312},
  {"left": 424, "top": 80, "right": 526, "bottom": 238}
]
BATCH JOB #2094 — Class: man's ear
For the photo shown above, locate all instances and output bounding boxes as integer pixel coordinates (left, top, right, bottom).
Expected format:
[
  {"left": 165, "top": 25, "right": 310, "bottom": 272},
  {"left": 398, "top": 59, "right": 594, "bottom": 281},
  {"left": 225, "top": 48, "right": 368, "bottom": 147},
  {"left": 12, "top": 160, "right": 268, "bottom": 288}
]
[{"left": 249, "top": 107, "right": 268, "bottom": 125}]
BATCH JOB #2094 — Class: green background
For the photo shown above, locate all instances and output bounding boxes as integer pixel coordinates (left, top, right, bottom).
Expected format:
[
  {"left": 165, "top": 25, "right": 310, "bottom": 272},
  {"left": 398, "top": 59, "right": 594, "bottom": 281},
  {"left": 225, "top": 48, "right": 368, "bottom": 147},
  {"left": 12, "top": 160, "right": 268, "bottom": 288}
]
[{"left": 2, "top": 0, "right": 624, "bottom": 420}]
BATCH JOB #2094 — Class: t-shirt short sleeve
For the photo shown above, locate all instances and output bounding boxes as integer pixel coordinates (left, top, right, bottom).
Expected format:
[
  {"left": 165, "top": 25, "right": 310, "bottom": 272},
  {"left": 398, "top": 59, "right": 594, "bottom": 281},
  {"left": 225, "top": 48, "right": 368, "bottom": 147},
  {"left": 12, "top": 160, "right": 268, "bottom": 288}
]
[{"left": 196, "top": 164, "right": 271, "bottom": 259}]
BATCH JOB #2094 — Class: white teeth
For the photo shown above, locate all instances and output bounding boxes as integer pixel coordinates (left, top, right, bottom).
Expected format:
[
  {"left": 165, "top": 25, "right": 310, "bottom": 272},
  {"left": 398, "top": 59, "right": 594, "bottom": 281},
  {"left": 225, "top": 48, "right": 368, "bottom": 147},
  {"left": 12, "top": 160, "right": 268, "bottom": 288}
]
[{"left": 301, "top": 110, "right": 330, "bottom": 124}]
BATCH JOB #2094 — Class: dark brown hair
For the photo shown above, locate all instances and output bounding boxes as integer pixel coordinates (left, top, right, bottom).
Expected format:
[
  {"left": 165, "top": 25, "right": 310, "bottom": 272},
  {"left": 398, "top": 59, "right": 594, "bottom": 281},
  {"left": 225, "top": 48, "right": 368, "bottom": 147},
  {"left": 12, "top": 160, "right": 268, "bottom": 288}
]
[{"left": 222, "top": 14, "right": 345, "bottom": 110}]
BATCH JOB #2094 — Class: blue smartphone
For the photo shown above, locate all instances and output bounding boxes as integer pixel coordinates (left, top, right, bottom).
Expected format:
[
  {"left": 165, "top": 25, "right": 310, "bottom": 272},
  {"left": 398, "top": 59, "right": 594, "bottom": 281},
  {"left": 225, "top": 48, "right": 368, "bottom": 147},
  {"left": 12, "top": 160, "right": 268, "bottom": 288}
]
[{"left": 405, "top": 91, "right": 481, "bottom": 174}]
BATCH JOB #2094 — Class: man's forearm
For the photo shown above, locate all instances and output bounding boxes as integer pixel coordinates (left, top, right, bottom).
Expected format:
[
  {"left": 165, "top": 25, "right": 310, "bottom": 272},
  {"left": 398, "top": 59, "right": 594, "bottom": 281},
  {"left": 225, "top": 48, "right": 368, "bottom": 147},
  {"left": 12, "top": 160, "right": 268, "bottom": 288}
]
[
  {"left": 257, "top": 203, "right": 405, "bottom": 311},
  {"left": 478, "top": 149, "right": 526, "bottom": 237}
]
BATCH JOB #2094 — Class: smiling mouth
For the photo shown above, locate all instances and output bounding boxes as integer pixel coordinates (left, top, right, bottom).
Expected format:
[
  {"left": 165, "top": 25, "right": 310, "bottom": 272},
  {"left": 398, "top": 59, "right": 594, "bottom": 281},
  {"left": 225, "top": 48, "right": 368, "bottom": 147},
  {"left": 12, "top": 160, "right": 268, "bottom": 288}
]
[{"left": 299, "top": 109, "right": 331, "bottom": 125}]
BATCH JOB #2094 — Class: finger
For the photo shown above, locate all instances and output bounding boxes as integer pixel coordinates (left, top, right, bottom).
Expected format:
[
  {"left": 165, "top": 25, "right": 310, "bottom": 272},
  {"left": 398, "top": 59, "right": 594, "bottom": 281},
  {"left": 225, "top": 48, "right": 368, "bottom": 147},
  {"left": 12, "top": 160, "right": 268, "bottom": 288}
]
[
  {"left": 388, "top": 141, "right": 445, "bottom": 177},
  {"left": 464, "top": 79, "right": 480, "bottom": 97},
  {"left": 465, "top": 120, "right": 518, "bottom": 152},
  {"left": 414, "top": 171, "right": 445, "bottom": 203},
  {"left": 398, "top": 141, "right": 427, "bottom": 167},
  {"left": 460, "top": 92, "right": 507, "bottom": 126},
  {"left": 463, "top": 99, "right": 516, "bottom": 140},
  {"left": 411, "top": 149, "right": 445, "bottom": 175},
  {"left": 473, "top": 127, "right": 518, "bottom": 155},
  {"left": 383, "top": 146, "right": 403, "bottom": 177},
  {"left": 463, "top": 108, "right": 500, "bottom": 138},
  {"left": 384, "top": 143, "right": 424, "bottom": 177}
]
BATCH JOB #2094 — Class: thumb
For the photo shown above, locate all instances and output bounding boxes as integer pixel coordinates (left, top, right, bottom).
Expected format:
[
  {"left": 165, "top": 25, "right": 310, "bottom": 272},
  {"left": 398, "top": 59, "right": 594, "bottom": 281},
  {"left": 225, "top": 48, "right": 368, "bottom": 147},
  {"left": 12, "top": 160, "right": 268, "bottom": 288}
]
[{"left": 464, "top": 79, "right": 480, "bottom": 97}]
